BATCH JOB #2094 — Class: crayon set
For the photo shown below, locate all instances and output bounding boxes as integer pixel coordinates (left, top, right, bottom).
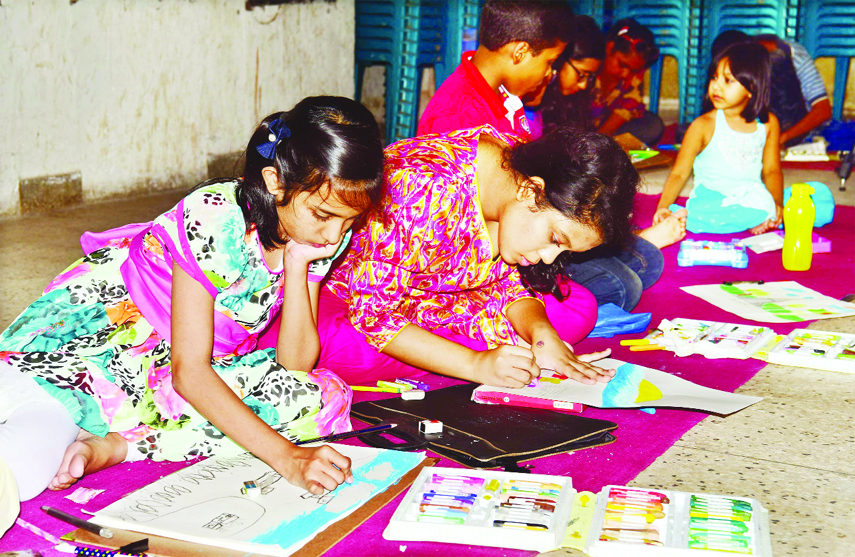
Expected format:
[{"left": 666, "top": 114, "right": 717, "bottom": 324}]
[
  {"left": 767, "top": 328, "right": 855, "bottom": 373},
  {"left": 385, "top": 470, "right": 773, "bottom": 555},
  {"left": 384, "top": 468, "right": 575, "bottom": 552},
  {"left": 585, "top": 486, "right": 772, "bottom": 556},
  {"left": 631, "top": 319, "right": 775, "bottom": 360}
]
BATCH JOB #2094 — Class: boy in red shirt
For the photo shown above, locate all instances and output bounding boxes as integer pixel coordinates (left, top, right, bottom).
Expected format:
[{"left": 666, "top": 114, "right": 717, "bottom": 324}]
[{"left": 417, "top": 0, "right": 573, "bottom": 137}]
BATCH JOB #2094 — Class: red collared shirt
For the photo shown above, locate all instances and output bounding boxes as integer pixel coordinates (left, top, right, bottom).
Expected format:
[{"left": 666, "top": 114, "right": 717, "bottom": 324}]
[{"left": 417, "top": 51, "right": 531, "bottom": 138}]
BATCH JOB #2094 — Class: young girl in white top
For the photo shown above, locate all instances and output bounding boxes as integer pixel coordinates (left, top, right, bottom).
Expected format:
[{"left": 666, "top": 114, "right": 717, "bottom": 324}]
[{"left": 653, "top": 42, "right": 783, "bottom": 234}]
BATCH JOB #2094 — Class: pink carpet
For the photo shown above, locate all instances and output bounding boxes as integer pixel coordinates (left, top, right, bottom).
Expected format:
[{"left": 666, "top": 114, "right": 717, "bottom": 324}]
[{"left": 4, "top": 198, "right": 853, "bottom": 557}]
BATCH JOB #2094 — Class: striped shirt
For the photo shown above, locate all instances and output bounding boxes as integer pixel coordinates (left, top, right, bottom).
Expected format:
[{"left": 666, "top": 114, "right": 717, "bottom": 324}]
[{"left": 786, "top": 40, "right": 828, "bottom": 108}]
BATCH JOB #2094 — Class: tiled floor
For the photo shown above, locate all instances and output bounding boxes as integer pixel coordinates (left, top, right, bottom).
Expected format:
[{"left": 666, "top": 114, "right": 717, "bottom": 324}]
[{"left": 2, "top": 165, "right": 853, "bottom": 556}]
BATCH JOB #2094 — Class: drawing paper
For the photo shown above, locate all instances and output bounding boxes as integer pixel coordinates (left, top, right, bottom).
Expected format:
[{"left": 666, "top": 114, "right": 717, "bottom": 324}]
[
  {"left": 474, "top": 358, "right": 761, "bottom": 415},
  {"left": 681, "top": 281, "right": 855, "bottom": 323},
  {"left": 92, "top": 445, "right": 424, "bottom": 557}
]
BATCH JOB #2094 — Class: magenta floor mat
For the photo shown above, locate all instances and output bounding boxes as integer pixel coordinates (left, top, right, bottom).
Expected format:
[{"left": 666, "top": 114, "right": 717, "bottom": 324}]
[{"left": 4, "top": 199, "right": 853, "bottom": 556}]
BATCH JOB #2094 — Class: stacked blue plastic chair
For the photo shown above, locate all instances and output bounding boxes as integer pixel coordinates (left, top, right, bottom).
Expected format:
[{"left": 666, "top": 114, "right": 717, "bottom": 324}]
[
  {"left": 431, "top": 0, "right": 483, "bottom": 87},
  {"left": 355, "top": 0, "right": 485, "bottom": 142},
  {"left": 691, "top": 0, "right": 800, "bottom": 120},
  {"left": 798, "top": 0, "right": 855, "bottom": 121},
  {"left": 354, "top": 0, "right": 421, "bottom": 143},
  {"left": 613, "top": 1, "right": 697, "bottom": 124}
]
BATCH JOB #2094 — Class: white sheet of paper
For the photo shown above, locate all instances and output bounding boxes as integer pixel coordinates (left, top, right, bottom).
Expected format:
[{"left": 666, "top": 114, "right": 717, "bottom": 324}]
[
  {"left": 92, "top": 445, "right": 424, "bottom": 557},
  {"left": 474, "top": 358, "right": 762, "bottom": 415},
  {"left": 681, "top": 281, "right": 855, "bottom": 323}
]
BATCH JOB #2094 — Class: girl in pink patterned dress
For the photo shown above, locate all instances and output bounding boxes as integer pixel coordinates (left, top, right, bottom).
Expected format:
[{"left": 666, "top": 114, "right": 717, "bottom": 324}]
[
  {"left": 316, "top": 124, "right": 639, "bottom": 387},
  {"left": 0, "top": 97, "right": 384, "bottom": 529}
]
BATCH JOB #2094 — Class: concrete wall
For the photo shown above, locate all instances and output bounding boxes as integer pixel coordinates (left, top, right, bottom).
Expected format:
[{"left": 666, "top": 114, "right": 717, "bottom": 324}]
[{"left": 0, "top": 0, "right": 355, "bottom": 216}]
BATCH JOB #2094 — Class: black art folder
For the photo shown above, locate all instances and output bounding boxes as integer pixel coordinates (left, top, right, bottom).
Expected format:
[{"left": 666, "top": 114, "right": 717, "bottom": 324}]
[{"left": 351, "top": 384, "right": 617, "bottom": 470}]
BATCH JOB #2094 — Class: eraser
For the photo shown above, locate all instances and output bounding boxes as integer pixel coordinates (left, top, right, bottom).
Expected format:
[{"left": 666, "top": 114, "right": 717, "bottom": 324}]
[
  {"left": 241, "top": 480, "right": 260, "bottom": 497},
  {"left": 401, "top": 389, "right": 425, "bottom": 400},
  {"left": 419, "top": 419, "right": 443, "bottom": 434}
]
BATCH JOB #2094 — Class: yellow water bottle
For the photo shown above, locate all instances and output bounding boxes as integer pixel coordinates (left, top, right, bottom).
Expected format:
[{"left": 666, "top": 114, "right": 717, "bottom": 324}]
[{"left": 782, "top": 182, "right": 815, "bottom": 271}]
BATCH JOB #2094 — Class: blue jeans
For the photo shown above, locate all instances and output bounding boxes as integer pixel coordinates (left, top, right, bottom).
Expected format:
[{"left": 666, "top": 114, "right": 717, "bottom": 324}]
[{"left": 562, "top": 237, "right": 664, "bottom": 311}]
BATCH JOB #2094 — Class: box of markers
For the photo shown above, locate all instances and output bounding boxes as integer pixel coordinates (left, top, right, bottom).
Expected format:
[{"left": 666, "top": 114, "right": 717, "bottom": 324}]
[
  {"left": 584, "top": 485, "right": 773, "bottom": 556},
  {"left": 382, "top": 467, "right": 575, "bottom": 551},
  {"left": 767, "top": 329, "right": 855, "bottom": 373},
  {"left": 383, "top": 468, "right": 774, "bottom": 555}
]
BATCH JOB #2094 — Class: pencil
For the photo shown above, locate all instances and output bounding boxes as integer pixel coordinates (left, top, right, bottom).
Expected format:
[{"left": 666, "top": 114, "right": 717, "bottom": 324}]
[
  {"left": 41, "top": 506, "right": 113, "bottom": 539},
  {"left": 294, "top": 423, "right": 397, "bottom": 446}
]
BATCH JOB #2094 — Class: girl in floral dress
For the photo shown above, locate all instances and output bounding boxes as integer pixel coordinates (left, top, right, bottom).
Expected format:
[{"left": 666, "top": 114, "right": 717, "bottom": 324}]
[
  {"left": 0, "top": 96, "right": 384, "bottom": 532},
  {"left": 310, "top": 125, "right": 640, "bottom": 387}
]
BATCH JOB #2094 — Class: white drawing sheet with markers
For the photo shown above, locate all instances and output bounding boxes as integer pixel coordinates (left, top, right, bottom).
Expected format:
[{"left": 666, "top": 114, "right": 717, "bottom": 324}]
[
  {"left": 474, "top": 358, "right": 761, "bottom": 415},
  {"left": 91, "top": 444, "right": 424, "bottom": 557}
]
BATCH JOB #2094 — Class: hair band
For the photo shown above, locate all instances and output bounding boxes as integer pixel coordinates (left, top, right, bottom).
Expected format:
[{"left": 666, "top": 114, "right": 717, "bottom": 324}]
[{"left": 256, "top": 118, "right": 291, "bottom": 159}]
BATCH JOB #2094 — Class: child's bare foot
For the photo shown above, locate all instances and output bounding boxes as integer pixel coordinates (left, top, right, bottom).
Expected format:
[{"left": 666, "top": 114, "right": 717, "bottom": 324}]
[
  {"left": 637, "top": 208, "right": 688, "bottom": 248},
  {"left": 48, "top": 431, "right": 128, "bottom": 490}
]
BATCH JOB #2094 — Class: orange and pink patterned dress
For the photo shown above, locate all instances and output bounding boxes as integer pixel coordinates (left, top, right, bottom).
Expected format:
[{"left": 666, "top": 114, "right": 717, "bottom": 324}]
[{"left": 325, "top": 125, "right": 537, "bottom": 350}]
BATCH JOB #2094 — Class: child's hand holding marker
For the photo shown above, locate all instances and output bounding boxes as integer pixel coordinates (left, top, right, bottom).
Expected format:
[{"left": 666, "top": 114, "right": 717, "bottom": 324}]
[{"left": 280, "top": 445, "right": 353, "bottom": 496}]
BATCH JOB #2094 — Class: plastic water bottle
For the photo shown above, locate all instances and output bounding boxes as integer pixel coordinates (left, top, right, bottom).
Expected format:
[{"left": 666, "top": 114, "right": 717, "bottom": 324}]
[{"left": 782, "top": 182, "right": 815, "bottom": 271}]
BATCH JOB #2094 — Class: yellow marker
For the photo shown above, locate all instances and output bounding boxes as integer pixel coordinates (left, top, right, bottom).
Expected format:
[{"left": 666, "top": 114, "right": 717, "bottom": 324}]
[
  {"left": 539, "top": 377, "right": 562, "bottom": 384},
  {"left": 620, "top": 339, "right": 651, "bottom": 346},
  {"left": 629, "top": 344, "right": 666, "bottom": 352},
  {"left": 351, "top": 386, "right": 401, "bottom": 393},
  {"left": 377, "top": 380, "right": 410, "bottom": 391}
]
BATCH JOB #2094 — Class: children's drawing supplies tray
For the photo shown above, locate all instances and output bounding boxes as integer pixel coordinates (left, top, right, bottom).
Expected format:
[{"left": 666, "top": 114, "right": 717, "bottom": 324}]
[
  {"left": 384, "top": 471, "right": 774, "bottom": 556},
  {"left": 650, "top": 319, "right": 775, "bottom": 360},
  {"left": 767, "top": 328, "right": 855, "bottom": 373},
  {"left": 677, "top": 240, "right": 748, "bottom": 268},
  {"left": 383, "top": 467, "right": 576, "bottom": 552},
  {"left": 584, "top": 485, "right": 773, "bottom": 556}
]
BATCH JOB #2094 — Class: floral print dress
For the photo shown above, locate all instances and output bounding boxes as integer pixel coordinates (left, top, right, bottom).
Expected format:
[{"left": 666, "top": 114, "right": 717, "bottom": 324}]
[
  {"left": 0, "top": 181, "right": 350, "bottom": 461},
  {"left": 325, "top": 125, "right": 537, "bottom": 351}
]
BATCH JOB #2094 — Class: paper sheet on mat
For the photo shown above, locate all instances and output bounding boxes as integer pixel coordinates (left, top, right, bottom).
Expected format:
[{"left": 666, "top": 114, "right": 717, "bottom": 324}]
[
  {"left": 681, "top": 281, "right": 855, "bottom": 323},
  {"left": 92, "top": 445, "right": 424, "bottom": 557},
  {"left": 475, "top": 358, "right": 762, "bottom": 415}
]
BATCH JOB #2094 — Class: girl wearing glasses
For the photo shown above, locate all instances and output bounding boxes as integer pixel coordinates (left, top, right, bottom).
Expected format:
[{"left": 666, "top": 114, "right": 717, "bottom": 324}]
[
  {"left": 523, "top": 16, "right": 685, "bottom": 312},
  {"left": 526, "top": 15, "right": 606, "bottom": 135}
]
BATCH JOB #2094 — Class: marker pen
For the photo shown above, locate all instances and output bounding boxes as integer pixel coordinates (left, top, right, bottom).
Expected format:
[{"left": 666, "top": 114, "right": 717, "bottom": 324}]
[
  {"left": 377, "top": 380, "right": 409, "bottom": 391},
  {"left": 495, "top": 522, "right": 548, "bottom": 531},
  {"left": 419, "top": 507, "right": 469, "bottom": 519},
  {"left": 500, "top": 501, "right": 556, "bottom": 513},
  {"left": 420, "top": 494, "right": 478, "bottom": 505},
  {"left": 431, "top": 474, "right": 484, "bottom": 484},
  {"left": 395, "top": 378, "right": 430, "bottom": 391},
  {"left": 689, "top": 511, "right": 751, "bottom": 521},
  {"left": 601, "top": 527, "right": 660, "bottom": 541},
  {"left": 418, "top": 503, "right": 471, "bottom": 514},
  {"left": 609, "top": 488, "right": 670, "bottom": 503},
  {"left": 492, "top": 519, "right": 548, "bottom": 530},
  {"left": 417, "top": 514, "right": 465, "bottom": 525},
  {"left": 689, "top": 533, "right": 752, "bottom": 546},
  {"left": 608, "top": 498, "right": 665, "bottom": 510}
]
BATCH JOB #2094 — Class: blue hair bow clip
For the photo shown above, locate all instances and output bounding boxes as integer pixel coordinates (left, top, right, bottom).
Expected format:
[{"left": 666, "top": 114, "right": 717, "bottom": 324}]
[{"left": 256, "top": 118, "right": 291, "bottom": 159}]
